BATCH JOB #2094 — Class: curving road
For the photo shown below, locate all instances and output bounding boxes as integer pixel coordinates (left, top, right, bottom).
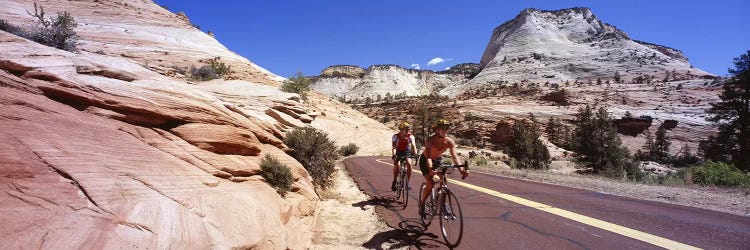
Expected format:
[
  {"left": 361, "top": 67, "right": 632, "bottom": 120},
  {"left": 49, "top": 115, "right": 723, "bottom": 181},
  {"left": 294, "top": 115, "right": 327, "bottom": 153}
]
[{"left": 345, "top": 156, "right": 750, "bottom": 249}]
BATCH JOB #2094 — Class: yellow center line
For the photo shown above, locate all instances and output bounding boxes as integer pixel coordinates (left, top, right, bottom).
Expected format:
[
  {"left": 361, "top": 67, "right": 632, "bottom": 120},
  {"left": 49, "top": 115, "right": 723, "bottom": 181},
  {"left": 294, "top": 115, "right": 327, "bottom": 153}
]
[{"left": 373, "top": 158, "right": 701, "bottom": 250}]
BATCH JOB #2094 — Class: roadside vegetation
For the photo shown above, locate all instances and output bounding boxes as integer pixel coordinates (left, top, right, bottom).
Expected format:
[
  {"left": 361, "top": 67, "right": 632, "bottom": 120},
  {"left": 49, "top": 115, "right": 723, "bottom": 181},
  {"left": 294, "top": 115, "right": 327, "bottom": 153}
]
[{"left": 284, "top": 127, "right": 338, "bottom": 189}]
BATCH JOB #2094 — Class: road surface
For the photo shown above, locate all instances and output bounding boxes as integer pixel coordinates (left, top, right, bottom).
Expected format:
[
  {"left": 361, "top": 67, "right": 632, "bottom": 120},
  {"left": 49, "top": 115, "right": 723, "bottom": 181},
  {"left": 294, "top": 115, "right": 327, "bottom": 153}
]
[{"left": 345, "top": 156, "right": 750, "bottom": 249}]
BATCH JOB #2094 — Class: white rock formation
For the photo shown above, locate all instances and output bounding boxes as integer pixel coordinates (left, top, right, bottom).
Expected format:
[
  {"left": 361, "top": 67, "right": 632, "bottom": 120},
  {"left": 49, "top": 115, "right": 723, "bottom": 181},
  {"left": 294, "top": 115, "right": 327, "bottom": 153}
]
[
  {"left": 442, "top": 7, "right": 712, "bottom": 96},
  {"left": 310, "top": 64, "right": 478, "bottom": 100}
]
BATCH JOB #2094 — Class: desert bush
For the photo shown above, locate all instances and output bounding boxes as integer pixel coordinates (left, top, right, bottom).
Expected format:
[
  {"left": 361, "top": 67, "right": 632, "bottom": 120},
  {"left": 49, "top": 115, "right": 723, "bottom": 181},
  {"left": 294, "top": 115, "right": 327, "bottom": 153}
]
[
  {"left": 205, "top": 57, "right": 231, "bottom": 77},
  {"left": 25, "top": 3, "right": 78, "bottom": 51},
  {"left": 541, "top": 89, "right": 570, "bottom": 106},
  {"left": 189, "top": 65, "right": 219, "bottom": 81},
  {"left": 474, "top": 157, "right": 488, "bottom": 166},
  {"left": 339, "top": 143, "right": 359, "bottom": 156},
  {"left": 281, "top": 72, "right": 311, "bottom": 100},
  {"left": 260, "top": 154, "right": 294, "bottom": 196},
  {"left": 2, "top": 3, "right": 78, "bottom": 51},
  {"left": 284, "top": 127, "right": 338, "bottom": 189},
  {"left": 689, "top": 161, "right": 749, "bottom": 187}
]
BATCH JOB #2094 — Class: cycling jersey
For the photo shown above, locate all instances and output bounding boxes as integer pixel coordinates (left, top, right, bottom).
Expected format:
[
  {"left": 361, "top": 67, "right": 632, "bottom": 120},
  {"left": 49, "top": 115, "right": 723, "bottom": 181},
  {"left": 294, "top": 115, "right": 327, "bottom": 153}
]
[{"left": 392, "top": 133, "right": 415, "bottom": 152}]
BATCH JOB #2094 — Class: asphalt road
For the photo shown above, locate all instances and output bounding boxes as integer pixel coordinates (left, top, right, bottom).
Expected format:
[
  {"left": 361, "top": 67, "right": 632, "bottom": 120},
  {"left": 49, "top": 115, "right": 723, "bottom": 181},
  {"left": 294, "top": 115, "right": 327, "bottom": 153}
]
[{"left": 345, "top": 156, "right": 750, "bottom": 249}]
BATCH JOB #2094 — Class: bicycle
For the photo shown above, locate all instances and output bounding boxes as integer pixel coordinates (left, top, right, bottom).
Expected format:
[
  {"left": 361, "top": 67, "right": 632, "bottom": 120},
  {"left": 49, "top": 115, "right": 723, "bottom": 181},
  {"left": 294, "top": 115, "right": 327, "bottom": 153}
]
[
  {"left": 393, "top": 155, "right": 413, "bottom": 206},
  {"left": 419, "top": 159, "right": 469, "bottom": 248}
]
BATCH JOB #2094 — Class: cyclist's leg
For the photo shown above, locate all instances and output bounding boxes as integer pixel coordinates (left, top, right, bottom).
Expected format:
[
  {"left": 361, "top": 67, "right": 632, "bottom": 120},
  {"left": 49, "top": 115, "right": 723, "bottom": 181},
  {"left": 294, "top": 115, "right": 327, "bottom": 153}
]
[
  {"left": 419, "top": 156, "right": 435, "bottom": 205},
  {"left": 405, "top": 153, "right": 413, "bottom": 181}
]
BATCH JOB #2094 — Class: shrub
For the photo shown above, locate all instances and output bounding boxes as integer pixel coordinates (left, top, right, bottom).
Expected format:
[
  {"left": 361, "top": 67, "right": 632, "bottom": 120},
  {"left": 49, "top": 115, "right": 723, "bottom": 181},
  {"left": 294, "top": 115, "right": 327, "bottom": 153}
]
[
  {"left": 284, "top": 127, "right": 338, "bottom": 189},
  {"left": 189, "top": 65, "right": 219, "bottom": 81},
  {"left": 689, "top": 161, "right": 750, "bottom": 187},
  {"left": 24, "top": 3, "right": 79, "bottom": 51},
  {"left": 281, "top": 72, "right": 311, "bottom": 100},
  {"left": 339, "top": 143, "right": 359, "bottom": 156},
  {"left": 205, "top": 57, "right": 231, "bottom": 77},
  {"left": 260, "top": 154, "right": 294, "bottom": 196},
  {"left": 541, "top": 89, "right": 570, "bottom": 106}
]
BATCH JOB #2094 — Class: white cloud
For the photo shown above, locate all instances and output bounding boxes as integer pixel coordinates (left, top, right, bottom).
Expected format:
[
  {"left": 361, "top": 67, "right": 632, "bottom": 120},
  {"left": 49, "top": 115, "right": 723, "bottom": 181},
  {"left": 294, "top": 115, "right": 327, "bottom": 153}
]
[
  {"left": 445, "top": 67, "right": 451, "bottom": 70},
  {"left": 411, "top": 63, "right": 421, "bottom": 70},
  {"left": 427, "top": 57, "right": 445, "bottom": 66},
  {"left": 427, "top": 57, "right": 453, "bottom": 66}
]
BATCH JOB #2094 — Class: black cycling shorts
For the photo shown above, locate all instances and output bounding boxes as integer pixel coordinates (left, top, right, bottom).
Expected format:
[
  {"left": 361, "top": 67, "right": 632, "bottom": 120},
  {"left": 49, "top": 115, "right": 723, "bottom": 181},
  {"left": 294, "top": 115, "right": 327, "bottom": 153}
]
[
  {"left": 395, "top": 150, "right": 412, "bottom": 159},
  {"left": 419, "top": 155, "right": 442, "bottom": 176}
]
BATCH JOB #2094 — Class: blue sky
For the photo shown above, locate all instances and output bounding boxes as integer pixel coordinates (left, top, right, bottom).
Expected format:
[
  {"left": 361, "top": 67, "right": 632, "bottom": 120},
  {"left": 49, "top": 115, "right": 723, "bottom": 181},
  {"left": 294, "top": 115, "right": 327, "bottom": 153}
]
[{"left": 155, "top": 0, "right": 749, "bottom": 77}]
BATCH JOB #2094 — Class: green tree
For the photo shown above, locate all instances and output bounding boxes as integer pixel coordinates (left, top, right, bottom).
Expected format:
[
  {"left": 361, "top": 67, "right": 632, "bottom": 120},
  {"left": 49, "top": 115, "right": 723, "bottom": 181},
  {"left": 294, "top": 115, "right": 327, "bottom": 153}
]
[
  {"left": 703, "top": 50, "right": 750, "bottom": 171},
  {"left": 281, "top": 72, "right": 311, "bottom": 100},
  {"left": 508, "top": 115, "right": 550, "bottom": 169},
  {"left": 24, "top": 2, "right": 78, "bottom": 51},
  {"left": 654, "top": 126, "right": 671, "bottom": 162},
  {"left": 573, "top": 105, "right": 638, "bottom": 178}
]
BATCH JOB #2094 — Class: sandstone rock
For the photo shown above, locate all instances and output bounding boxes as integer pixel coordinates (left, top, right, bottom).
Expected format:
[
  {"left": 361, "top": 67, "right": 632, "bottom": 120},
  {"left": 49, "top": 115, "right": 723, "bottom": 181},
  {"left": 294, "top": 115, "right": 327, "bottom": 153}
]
[
  {"left": 0, "top": 1, "right": 323, "bottom": 247},
  {"left": 171, "top": 123, "right": 262, "bottom": 156}
]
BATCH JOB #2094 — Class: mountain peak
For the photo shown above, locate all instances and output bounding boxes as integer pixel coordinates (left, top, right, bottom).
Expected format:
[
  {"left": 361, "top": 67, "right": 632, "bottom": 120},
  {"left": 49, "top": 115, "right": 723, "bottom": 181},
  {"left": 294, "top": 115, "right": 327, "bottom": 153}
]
[{"left": 441, "top": 7, "right": 711, "bottom": 95}]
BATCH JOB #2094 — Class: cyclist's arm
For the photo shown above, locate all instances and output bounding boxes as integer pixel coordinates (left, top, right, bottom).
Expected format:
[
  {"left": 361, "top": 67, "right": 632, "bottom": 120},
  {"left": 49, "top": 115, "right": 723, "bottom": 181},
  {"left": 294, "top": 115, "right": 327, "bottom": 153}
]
[
  {"left": 424, "top": 140, "right": 433, "bottom": 169},
  {"left": 409, "top": 135, "right": 417, "bottom": 156},
  {"left": 448, "top": 138, "right": 460, "bottom": 167},
  {"left": 391, "top": 134, "right": 398, "bottom": 159},
  {"left": 448, "top": 138, "right": 468, "bottom": 177}
]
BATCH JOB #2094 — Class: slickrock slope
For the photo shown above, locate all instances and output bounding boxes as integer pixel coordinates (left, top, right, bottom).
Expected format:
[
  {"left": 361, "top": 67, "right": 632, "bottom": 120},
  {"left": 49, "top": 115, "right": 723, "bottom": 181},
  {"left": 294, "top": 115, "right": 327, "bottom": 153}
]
[
  {"left": 0, "top": 0, "right": 390, "bottom": 249},
  {"left": 310, "top": 64, "right": 479, "bottom": 99},
  {"left": 442, "top": 7, "right": 712, "bottom": 95}
]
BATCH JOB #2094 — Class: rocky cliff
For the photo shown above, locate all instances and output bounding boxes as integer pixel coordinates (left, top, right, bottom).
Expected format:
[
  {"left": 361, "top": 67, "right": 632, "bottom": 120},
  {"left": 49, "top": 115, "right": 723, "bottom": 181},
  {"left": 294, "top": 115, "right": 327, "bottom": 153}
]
[
  {"left": 441, "top": 7, "right": 712, "bottom": 95},
  {"left": 0, "top": 0, "right": 392, "bottom": 249},
  {"left": 310, "top": 64, "right": 479, "bottom": 100}
]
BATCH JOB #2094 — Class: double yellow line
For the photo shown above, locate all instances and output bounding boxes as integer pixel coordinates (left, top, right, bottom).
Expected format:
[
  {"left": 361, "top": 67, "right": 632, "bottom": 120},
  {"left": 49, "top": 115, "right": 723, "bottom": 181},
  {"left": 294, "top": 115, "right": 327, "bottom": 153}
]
[{"left": 374, "top": 159, "right": 700, "bottom": 250}]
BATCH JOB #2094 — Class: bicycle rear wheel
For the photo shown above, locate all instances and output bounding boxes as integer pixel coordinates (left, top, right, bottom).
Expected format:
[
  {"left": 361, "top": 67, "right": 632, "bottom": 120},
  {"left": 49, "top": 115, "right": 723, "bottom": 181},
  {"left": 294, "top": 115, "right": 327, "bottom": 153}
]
[
  {"left": 439, "top": 189, "right": 464, "bottom": 248},
  {"left": 399, "top": 169, "right": 409, "bottom": 206},
  {"left": 419, "top": 183, "right": 434, "bottom": 227}
]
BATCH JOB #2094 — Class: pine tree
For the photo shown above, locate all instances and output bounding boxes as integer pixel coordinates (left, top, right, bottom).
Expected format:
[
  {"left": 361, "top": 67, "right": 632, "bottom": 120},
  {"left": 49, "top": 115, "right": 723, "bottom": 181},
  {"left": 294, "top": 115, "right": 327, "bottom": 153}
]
[
  {"left": 508, "top": 115, "right": 550, "bottom": 169},
  {"left": 654, "top": 126, "right": 671, "bottom": 162},
  {"left": 703, "top": 50, "right": 750, "bottom": 171},
  {"left": 573, "top": 105, "right": 638, "bottom": 178}
]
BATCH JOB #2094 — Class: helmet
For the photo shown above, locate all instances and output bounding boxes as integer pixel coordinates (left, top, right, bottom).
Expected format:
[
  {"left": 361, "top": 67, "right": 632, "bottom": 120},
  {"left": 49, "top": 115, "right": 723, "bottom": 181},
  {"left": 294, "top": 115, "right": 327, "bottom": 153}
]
[
  {"left": 432, "top": 119, "right": 450, "bottom": 130},
  {"left": 397, "top": 121, "right": 411, "bottom": 130}
]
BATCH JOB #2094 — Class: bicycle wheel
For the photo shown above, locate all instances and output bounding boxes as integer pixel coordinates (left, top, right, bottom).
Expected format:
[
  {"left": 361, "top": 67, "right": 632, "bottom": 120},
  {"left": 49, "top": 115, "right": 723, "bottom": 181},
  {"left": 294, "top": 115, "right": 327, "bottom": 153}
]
[
  {"left": 394, "top": 168, "right": 402, "bottom": 200},
  {"left": 419, "top": 183, "right": 435, "bottom": 227},
  {"left": 400, "top": 169, "right": 409, "bottom": 206},
  {"left": 439, "top": 189, "right": 464, "bottom": 248}
]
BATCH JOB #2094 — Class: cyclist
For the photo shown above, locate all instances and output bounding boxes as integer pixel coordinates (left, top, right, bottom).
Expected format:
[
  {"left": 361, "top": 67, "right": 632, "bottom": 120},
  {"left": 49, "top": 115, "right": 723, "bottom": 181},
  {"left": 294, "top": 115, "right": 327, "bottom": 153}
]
[
  {"left": 418, "top": 119, "right": 469, "bottom": 207},
  {"left": 391, "top": 121, "right": 417, "bottom": 191}
]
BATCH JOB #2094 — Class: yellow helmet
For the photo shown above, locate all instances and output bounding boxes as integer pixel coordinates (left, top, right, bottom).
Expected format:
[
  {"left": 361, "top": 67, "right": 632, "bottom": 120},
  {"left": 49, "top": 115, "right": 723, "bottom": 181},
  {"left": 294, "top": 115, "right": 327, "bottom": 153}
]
[
  {"left": 397, "top": 121, "right": 411, "bottom": 130},
  {"left": 432, "top": 119, "right": 450, "bottom": 130}
]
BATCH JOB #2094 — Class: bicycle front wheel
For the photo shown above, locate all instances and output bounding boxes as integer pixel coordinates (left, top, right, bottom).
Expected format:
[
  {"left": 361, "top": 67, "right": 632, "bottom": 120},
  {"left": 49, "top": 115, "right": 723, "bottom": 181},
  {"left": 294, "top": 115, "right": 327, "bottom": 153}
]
[
  {"left": 400, "top": 169, "right": 409, "bottom": 206},
  {"left": 439, "top": 189, "right": 464, "bottom": 248},
  {"left": 419, "top": 183, "right": 434, "bottom": 227}
]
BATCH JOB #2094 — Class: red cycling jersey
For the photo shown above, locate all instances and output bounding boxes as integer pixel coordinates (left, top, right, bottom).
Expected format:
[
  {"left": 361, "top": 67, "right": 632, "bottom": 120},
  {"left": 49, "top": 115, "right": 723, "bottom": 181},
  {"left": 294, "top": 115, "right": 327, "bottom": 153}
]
[{"left": 392, "top": 133, "right": 414, "bottom": 152}]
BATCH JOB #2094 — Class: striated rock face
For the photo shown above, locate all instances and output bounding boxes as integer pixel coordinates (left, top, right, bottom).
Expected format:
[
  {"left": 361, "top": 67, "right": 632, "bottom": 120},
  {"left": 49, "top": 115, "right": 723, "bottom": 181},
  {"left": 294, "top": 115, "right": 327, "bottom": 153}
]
[
  {"left": 320, "top": 65, "right": 366, "bottom": 78},
  {"left": 441, "top": 7, "right": 712, "bottom": 96},
  {"left": 0, "top": 0, "right": 336, "bottom": 249},
  {"left": 310, "top": 64, "right": 477, "bottom": 99}
]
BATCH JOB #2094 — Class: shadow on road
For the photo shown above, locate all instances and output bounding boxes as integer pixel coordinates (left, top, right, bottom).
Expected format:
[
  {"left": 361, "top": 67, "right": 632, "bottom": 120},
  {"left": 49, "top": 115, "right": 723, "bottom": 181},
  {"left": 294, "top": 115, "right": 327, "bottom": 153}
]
[
  {"left": 352, "top": 195, "right": 407, "bottom": 211},
  {"left": 363, "top": 219, "right": 448, "bottom": 250}
]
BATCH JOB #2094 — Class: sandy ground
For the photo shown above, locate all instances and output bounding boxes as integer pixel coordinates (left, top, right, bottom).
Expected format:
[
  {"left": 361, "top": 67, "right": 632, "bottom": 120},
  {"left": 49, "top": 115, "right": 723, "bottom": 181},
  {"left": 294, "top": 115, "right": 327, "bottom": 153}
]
[{"left": 311, "top": 159, "right": 399, "bottom": 249}]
